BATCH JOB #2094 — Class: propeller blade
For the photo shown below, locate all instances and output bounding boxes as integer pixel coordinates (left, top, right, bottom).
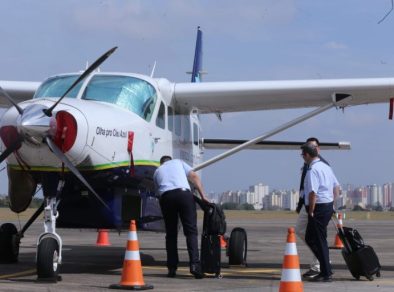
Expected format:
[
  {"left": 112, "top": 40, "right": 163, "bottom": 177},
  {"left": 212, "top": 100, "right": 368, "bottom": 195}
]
[
  {"left": 45, "top": 136, "right": 111, "bottom": 212},
  {"left": 0, "top": 86, "right": 24, "bottom": 115},
  {"left": 44, "top": 46, "right": 118, "bottom": 117},
  {"left": 0, "top": 137, "right": 22, "bottom": 164}
]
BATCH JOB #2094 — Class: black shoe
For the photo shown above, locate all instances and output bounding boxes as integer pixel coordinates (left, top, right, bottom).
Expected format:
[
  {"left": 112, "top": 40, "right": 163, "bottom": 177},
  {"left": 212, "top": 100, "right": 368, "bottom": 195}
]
[
  {"left": 308, "top": 274, "right": 332, "bottom": 282},
  {"left": 167, "top": 268, "right": 176, "bottom": 278},
  {"left": 302, "top": 269, "right": 320, "bottom": 279},
  {"left": 190, "top": 264, "right": 204, "bottom": 279}
]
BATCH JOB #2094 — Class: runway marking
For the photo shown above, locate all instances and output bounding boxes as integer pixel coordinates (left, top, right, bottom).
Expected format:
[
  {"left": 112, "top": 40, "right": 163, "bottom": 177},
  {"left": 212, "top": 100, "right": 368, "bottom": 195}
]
[
  {"left": 142, "top": 266, "right": 280, "bottom": 274},
  {"left": 0, "top": 268, "right": 36, "bottom": 279}
]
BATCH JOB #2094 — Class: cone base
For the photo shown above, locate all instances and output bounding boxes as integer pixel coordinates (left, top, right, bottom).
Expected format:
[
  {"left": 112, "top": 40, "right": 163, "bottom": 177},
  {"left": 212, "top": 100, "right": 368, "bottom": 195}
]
[
  {"left": 96, "top": 243, "right": 111, "bottom": 246},
  {"left": 279, "top": 281, "right": 303, "bottom": 292},
  {"left": 109, "top": 283, "right": 154, "bottom": 290}
]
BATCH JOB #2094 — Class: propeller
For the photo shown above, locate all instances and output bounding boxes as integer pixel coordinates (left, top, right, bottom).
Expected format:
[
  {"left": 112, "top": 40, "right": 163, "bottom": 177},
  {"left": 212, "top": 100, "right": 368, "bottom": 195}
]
[
  {"left": 0, "top": 86, "right": 24, "bottom": 115},
  {"left": 43, "top": 46, "right": 117, "bottom": 117},
  {"left": 0, "top": 47, "right": 118, "bottom": 214},
  {"left": 0, "top": 138, "right": 21, "bottom": 164},
  {"left": 45, "top": 137, "right": 112, "bottom": 212}
]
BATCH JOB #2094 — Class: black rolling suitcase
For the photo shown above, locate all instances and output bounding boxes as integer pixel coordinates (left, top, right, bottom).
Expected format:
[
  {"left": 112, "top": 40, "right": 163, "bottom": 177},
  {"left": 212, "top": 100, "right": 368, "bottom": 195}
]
[
  {"left": 201, "top": 233, "right": 221, "bottom": 277},
  {"left": 333, "top": 216, "right": 381, "bottom": 281},
  {"left": 199, "top": 201, "right": 226, "bottom": 278}
]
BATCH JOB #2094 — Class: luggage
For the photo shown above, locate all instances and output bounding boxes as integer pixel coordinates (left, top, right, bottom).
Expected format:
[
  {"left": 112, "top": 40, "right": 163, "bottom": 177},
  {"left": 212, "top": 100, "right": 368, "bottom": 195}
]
[
  {"left": 333, "top": 216, "right": 381, "bottom": 281},
  {"left": 201, "top": 234, "right": 221, "bottom": 277},
  {"left": 341, "top": 245, "right": 381, "bottom": 281},
  {"left": 198, "top": 199, "right": 225, "bottom": 277}
]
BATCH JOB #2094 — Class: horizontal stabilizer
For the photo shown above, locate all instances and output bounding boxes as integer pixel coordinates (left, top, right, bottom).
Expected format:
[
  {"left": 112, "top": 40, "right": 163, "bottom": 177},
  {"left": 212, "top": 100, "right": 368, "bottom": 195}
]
[{"left": 201, "top": 139, "right": 351, "bottom": 150}]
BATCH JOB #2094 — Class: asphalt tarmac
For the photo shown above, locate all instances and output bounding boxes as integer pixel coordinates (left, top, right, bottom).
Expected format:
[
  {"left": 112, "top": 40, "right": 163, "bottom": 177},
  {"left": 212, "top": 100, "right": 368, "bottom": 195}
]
[{"left": 0, "top": 214, "right": 393, "bottom": 291}]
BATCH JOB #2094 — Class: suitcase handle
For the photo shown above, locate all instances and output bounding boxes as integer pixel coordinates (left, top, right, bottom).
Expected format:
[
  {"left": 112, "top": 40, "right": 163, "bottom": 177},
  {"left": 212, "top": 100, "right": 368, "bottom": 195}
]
[{"left": 331, "top": 213, "right": 352, "bottom": 253}]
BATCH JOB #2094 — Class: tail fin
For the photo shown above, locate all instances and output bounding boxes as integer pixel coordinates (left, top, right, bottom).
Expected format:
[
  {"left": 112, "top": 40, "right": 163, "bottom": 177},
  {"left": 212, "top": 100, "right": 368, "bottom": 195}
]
[{"left": 191, "top": 26, "right": 204, "bottom": 83}]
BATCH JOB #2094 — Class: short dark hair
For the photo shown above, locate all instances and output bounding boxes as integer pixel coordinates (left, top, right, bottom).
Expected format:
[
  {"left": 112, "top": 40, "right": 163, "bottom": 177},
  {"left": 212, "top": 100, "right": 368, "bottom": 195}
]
[
  {"left": 160, "top": 155, "right": 172, "bottom": 164},
  {"left": 301, "top": 143, "right": 318, "bottom": 157},
  {"left": 306, "top": 137, "right": 320, "bottom": 146}
]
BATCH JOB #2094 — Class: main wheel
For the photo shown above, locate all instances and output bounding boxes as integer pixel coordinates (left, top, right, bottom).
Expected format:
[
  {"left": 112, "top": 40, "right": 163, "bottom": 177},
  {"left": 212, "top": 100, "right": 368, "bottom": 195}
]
[
  {"left": 37, "top": 237, "right": 60, "bottom": 280},
  {"left": 0, "top": 223, "right": 19, "bottom": 263},
  {"left": 228, "top": 227, "right": 247, "bottom": 265}
]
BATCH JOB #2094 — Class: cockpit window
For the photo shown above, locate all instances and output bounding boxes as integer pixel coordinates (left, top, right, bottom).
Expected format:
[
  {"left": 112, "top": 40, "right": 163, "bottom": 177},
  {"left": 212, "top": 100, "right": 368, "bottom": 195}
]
[
  {"left": 33, "top": 75, "right": 81, "bottom": 99},
  {"left": 82, "top": 75, "right": 157, "bottom": 121}
]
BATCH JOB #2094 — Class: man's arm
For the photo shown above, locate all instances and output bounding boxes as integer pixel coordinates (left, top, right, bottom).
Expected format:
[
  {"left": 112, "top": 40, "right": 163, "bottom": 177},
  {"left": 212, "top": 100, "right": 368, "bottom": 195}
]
[
  {"left": 333, "top": 185, "right": 340, "bottom": 200},
  {"left": 187, "top": 171, "right": 208, "bottom": 201},
  {"left": 308, "top": 191, "right": 317, "bottom": 217}
]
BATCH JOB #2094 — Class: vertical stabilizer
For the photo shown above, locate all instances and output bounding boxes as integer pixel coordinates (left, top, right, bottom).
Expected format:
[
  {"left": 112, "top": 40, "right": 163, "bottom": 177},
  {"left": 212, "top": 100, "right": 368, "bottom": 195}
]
[{"left": 191, "top": 26, "right": 203, "bottom": 83}]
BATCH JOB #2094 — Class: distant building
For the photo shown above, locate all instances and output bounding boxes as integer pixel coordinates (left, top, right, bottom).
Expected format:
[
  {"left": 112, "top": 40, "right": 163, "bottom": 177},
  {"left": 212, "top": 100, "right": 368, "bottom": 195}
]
[
  {"left": 248, "top": 183, "right": 269, "bottom": 209},
  {"left": 282, "top": 190, "right": 299, "bottom": 210}
]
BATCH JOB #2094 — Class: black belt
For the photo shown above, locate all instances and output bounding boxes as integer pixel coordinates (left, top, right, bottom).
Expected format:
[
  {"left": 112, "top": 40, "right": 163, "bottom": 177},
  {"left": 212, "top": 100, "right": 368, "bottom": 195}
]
[{"left": 162, "top": 188, "right": 190, "bottom": 197}]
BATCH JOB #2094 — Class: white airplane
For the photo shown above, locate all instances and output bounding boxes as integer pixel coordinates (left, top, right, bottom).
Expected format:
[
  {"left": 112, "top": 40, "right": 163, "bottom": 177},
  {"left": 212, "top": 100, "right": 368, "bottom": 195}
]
[{"left": 0, "top": 27, "right": 390, "bottom": 281}]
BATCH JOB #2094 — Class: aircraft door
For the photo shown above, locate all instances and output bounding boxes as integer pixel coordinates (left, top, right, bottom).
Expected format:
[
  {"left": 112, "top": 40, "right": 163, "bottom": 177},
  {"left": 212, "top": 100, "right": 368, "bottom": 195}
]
[{"left": 190, "top": 111, "right": 203, "bottom": 166}]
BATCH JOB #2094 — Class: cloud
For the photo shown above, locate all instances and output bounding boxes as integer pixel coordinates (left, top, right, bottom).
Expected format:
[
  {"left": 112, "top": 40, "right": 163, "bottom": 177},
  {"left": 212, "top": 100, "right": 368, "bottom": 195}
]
[
  {"left": 69, "top": 0, "right": 299, "bottom": 41},
  {"left": 324, "top": 41, "right": 348, "bottom": 50}
]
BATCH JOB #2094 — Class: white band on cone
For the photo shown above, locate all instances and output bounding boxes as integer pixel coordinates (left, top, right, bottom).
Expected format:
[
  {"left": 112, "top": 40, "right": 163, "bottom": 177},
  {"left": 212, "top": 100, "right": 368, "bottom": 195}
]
[
  {"left": 281, "top": 268, "right": 301, "bottom": 281},
  {"left": 285, "top": 242, "right": 298, "bottom": 255},
  {"left": 125, "top": 250, "right": 141, "bottom": 261},
  {"left": 128, "top": 231, "right": 138, "bottom": 241}
]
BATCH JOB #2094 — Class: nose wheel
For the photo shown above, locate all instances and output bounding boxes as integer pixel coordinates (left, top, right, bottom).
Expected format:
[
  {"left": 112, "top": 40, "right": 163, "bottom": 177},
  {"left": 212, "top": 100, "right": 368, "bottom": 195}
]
[
  {"left": 36, "top": 196, "right": 63, "bottom": 282},
  {"left": 37, "top": 237, "right": 61, "bottom": 281}
]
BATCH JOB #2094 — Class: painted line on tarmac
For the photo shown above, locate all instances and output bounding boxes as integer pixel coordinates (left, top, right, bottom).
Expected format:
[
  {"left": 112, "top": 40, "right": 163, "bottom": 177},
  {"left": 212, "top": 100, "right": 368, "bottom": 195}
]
[
  {"left": 142, "top": 266, "right": 280, "bottom": 274},
  {"left": 0, "top": 268, "right": 36, "bottom": 279}
]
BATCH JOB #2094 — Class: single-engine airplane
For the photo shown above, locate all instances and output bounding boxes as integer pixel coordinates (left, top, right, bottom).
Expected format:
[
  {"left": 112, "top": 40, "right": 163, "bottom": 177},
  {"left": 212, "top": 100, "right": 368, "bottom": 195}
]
[{"left": 0, "top": 27, "right": 391, "bottom": 281}]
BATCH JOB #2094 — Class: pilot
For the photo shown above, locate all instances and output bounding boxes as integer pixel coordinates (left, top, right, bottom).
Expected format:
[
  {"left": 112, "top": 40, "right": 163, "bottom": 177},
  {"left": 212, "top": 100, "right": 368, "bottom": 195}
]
[
  {"left": 295, "top": 137, "right": 330, "bottom": 279},
  {"left": 301, "top": 142, "right": 340, "bottom": 282},
  {"left": 153, "top": 155, "right": 208, "bottom": 279}
]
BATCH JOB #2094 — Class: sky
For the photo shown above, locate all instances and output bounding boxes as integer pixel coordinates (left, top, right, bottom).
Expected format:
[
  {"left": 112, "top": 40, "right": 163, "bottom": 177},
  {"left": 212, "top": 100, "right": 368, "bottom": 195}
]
[{"left": 0, "top": 0, "right": 394, "bottom": 194}]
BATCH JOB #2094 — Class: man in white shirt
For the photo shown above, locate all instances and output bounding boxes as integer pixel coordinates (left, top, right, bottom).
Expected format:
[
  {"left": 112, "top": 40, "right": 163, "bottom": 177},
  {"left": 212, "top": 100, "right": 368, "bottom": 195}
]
[
  {"left": 154, "top": 155, "right": 208, "bottom": 279},
  {"left": 301, "top": 143, "right": 340, "bottom": 282},
  {"left": 295, "top": 137, "right": 329, "bottom": 279}
]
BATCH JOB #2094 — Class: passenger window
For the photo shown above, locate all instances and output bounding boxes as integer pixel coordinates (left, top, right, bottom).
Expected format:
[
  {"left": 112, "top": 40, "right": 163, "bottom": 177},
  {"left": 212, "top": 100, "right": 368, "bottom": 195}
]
[
  {"left": 156, "top": 102, "right": 165, "bottom": 129},
  {"left": 168, "top": 106, "right": 174, "bottom": 132}
]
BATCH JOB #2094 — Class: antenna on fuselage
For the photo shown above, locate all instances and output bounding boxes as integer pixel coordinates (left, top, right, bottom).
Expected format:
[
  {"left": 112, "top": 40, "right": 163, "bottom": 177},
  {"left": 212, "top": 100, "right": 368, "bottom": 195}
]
[{"left": 150, "top": 61, "right": 157, "bottom": 78}]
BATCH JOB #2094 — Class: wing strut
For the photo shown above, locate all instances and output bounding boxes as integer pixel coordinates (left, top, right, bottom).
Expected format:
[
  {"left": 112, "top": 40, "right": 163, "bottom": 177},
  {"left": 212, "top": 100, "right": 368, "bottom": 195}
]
[{"left": 193, "top": 95, "right": 352, "bottom": 171}]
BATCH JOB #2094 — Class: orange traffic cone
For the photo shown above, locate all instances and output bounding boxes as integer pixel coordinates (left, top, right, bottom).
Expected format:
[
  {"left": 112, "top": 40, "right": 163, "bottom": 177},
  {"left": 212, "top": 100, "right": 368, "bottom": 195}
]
[
  {"left": 331, "top": 213, "right": 344, "bottom": 249},
  {"left": 96, "top": 229, "right": 111, "bottom": 246},
  {"left": 220, "top": 235, "right": 227, "bottom": 249},
  {"left": 279, "top": 227, "right": 303, "bottom": 292},
  {"left": 109, "top": 220, "right": 153, "bottom": 290}
]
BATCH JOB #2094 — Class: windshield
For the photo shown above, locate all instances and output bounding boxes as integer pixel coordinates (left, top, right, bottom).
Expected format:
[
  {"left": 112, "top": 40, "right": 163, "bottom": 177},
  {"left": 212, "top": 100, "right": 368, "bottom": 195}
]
[
  {"left": 82, "top": 75, "right": 157, "bottom": 121},
  {"left": 33, "top": 75, "right": 81, "bottom": 99}
]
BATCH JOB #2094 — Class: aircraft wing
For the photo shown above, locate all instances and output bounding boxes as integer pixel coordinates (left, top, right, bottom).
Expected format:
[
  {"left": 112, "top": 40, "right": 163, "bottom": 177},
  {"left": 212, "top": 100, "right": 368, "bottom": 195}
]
[
  {"left": 202, "top": 139, "right": 351, "bottom": 150},
  {"left": 173, "top": 78, "right": 394, "bottom": 113},
  {"left": 0, "top": 81, "right": 41, "bottom": 107}
]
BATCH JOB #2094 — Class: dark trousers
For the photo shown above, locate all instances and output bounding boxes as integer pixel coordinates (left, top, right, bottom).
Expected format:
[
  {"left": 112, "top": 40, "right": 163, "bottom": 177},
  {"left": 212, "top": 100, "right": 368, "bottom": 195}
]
[
  {"left": 159, "top": 189, "right": 199, "bottom": 270},
  {"left": 305, "top": 202, "right": 334, "bottom": 277}
]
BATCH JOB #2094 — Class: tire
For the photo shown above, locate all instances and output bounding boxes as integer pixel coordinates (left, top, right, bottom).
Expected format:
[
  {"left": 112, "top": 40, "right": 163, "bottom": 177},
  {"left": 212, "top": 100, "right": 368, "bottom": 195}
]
[
  {"left": 37, "top": 237, "right": 60, "bottom": 279},
  {"left": 228, "top": 227, "right": 247, "bottom": 265},
  {"left": 376, "top": 271, "right": 381, "bottom": 278},
  {"left": 0, "top": 223, "right": 19, "bottom": 263}
]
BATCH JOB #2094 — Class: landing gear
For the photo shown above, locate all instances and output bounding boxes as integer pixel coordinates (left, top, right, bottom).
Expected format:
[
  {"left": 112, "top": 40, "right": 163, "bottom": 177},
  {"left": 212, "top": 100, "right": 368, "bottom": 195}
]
[
  {"left": 37, "top": 237, "right": 60, "bottom": 280},
  {"left": 0, "top": 223, "right": 20, "bottom": 263},
  {"left": 36, "top": 196, "right": 63, "bottom": 282}
]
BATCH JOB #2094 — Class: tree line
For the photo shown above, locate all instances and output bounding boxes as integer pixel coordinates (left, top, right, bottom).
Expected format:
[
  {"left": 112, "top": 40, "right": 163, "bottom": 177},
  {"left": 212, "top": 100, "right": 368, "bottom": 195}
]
[{"left": 0, "top": 197, "right": 44, "bottom": 208}]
